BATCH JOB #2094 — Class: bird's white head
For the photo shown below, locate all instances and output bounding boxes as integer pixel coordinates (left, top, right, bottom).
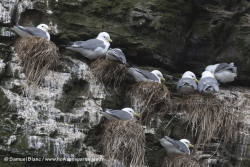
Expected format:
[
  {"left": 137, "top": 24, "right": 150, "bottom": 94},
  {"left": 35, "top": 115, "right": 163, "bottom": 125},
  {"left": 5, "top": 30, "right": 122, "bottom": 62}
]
[
  {"left": 97, "top": 32, "right": 112, "bottom": 43},
  {"left": 151, "top": 70, "right": 165, "bottom": 83},
  {"left": 122, "top": 108, "right": 139, "bottom": 117},
  {"left": 201, "top": 71, "right": 214, "bottom": 79},
  {"left": 37, "top": 24, "right": 51, "bottom": 32},
  {"left": 180, "top": 139, "right": 194, "bottom": 148},
  {"left": 182, "top": 71, "right": 198, "bottom": 82}
]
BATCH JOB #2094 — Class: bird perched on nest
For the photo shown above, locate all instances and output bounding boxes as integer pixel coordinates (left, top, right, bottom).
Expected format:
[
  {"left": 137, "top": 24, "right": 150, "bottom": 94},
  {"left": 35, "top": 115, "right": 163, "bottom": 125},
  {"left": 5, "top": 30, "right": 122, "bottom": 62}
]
[
  {"left": 66, "top": 32, "right": 112, "bottom": 60},
  {"left": 105, "top": 48, "right": 126, "bottom": 64},
  {"left": 177, "top": 71, "right": 198, "bottom": 94},
  {"left": 13, "top": 23, "right": 51, "bottom": 40},
  {"left": 101, "top": 108, "right": 139, "bottom": 121},
  {"left": 205, "top": 62, "right": 237, "bottom": 83},
  {"left": 128, "top": 65, "right": 165, "bottom": 83},
  {"left": 198, "top": 71, "right": 220, "bottom": 95},
  {"left": 159, "top": 136, "right": 194, "bottom": 155}
]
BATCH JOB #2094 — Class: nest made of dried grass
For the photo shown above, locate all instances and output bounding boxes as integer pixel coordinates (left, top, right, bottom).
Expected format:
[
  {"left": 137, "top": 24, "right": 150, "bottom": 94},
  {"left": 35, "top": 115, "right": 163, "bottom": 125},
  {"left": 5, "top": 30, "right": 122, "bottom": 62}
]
[
  {"left": 181, "top": 94, "right": 245, "bottom": 148},
  {"left": 101, "top": 120, "right": 146, "bottom": 167},
  {"left": 90, "top": 59, "right": 128, "bottom": 86},
  {"left": 161, "top": 155, "right": 200, "bottom": 167},
  {"left": 128, "top": 82, "right": 171, "bottom": 124},
  {"left": 14, "top": 37, "right": 59, "bottom": 85}
]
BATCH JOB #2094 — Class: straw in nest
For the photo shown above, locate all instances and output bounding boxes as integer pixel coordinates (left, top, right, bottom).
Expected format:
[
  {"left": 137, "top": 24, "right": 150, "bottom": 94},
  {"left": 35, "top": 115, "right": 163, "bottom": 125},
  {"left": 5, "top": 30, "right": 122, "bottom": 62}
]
[
  {"left": 101, "top": 120, "right": 146, "bottom": 167},
  {"left": 181, "top": 94, "right": 244, "bottom": 148},
  {"left": 90, "top": 59, "right": 128, "bottom": 86},
  {"left": 14, "top": 37, "right": 59, "bottom": 85},
  {"left": 161, "top": 155, "right": 200, "bottom": 167},
  {"left": 128, "top": 82, "right": 171, "bottom": 123}
]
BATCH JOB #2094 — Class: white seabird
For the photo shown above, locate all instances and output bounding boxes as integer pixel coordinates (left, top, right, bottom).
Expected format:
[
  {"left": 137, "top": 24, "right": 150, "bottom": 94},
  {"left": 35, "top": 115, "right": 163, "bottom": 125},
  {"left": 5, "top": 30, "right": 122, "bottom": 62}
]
[
  {"left": 205, "top": 62, "right": 237, "bottom": 83},
  {"left": 176, "top": 71, "right": 198, "bottom": 94},
  {"left": 66, "top": 32, "right": 112, "bottom": 60},
  {"left": 198, "top": 71, "right": 220, "bottom": 95},
  {"left": 128, "top": 67, "right": 165, "bottom": 83},
  {"left": 13, "top": 24, "right": 51, "bottom": 40},
  {"left": 159, "top": 136, "right": 194, "bottom": 155},
  {"left": 101, "top": 108, "right": 139, "bottom": 121},
  {"left": 105, "top": 48, "right": 126, "bottom": 64}
]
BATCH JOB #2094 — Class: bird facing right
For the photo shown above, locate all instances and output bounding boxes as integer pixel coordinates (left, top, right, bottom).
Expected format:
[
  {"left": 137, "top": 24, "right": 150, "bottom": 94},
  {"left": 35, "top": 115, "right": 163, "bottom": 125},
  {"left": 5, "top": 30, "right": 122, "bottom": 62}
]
[
  {"left": 128, "top": 66, "right": 165, "bottom": 83},
  {"left": 176, "top": 71, "right": 198, "bottom": 94},
  {"left": 198, "top": 71, "right": 220, "bottom": 96},
  {"left": 101, "top": 108, "right": 139, "bottom": 121},
  {"left": 159, "top": 136, "right": 194, "bottom": 155},
  {"left": 66, "top": 32, "right": 112, "bottom": 60},
  {"left": 13, "top": 23, "right": 51, "bottom": 40}
]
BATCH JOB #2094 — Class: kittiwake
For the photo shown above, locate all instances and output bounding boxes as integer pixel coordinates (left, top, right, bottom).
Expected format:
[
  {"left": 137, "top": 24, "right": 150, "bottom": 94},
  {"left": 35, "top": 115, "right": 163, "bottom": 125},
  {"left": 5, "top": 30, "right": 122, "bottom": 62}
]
[
  {"left": 101, "top": 108, "right": 139, "bottom": 121},
  {"left": 66, "top": 32, "right": 112, "bottom": 60},
  {"left": 13, "top": 24, "right": 51, "bottom": 40},
  {"left": 128, "top": 66, "right": 165, "bottom": 83},
  {"left": 205, "top": 62, "right": 237, "bottom": 83},
  {"left": 198, "top": 71, "right": 219, "bottom": 95},
  {"left": 177, "top": 71, "right": 198, "bottom": 94},
  {"left": 159, "top": 136, "right": 194, "bottom": 155},
  {"left": 105, "top": 48, "right": 126, "bottom": 64}
]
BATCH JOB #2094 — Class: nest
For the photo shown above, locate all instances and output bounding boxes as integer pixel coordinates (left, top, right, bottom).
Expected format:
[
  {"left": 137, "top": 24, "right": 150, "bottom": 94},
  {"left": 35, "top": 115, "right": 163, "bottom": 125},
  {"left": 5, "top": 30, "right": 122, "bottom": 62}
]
[
  {"left": 101, "top": 120, "right": 146, "bottom": 167},
  {"left": 181, "top": 94, "right": 244, "bottom": 148},
  {"left": 14, "top": 37, "right": 59, "bottom": 85},
  {"left": 128, "top": 82, "right": 171, "bottom": 123},
  {"left": 161, "top": 155, "right": 200, "bottom": 167},
  {"left": 90, "top": 59, "right": 128, "bottom": 86}
]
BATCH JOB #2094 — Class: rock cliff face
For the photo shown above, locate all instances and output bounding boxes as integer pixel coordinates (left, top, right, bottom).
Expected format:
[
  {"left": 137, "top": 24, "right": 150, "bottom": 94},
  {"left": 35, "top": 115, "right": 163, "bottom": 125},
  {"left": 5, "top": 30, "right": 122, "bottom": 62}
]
[{"left": 0, "top": 0, "right": 250, "bottom": 167}]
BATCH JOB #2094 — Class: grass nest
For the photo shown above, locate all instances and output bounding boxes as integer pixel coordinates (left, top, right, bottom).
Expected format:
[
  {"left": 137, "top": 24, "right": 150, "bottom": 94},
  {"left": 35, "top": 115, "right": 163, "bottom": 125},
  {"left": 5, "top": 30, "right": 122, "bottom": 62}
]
[
  {"left": 101, "top": 120, "right": 146, "bottom": 167},
  {"left": 128, "top": 82, "right": 171, "bottom": 124},
  {"left": 181, "top": 94, "right": 244, "bottom": 148},
  {"left": 14, "top": 37, "right": 59, "bottom": 85},
  {"left": 90, "top": 59, "right": 128, "bottom": 86},
  {"left": 161, "top": 155, "right": 200, "bottom": 167}
]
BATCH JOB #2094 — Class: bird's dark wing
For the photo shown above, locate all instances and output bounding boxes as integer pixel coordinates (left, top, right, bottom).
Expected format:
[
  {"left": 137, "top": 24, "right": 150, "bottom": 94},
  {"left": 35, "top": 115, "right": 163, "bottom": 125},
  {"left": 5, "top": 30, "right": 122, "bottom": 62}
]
[
  {"left": 18, "top": 26, "right": 48, "bottom": 39},
  {"left": 177, "top": 78, "right": 197, "bottom": 90},
  {"left": 103, "top": 109, "right": 132, "bottom": 120},
  {"left": 198, "top": 77, "right": 219, "bottom": 92},
  {"left": 113, "top": 48, "right": 126, "bottom": 64},
  {"left": 70, "top": 39, "right": 105, "bottom": 51},
  {"left": 164, "top": 136, "right": 189, "bottom": 153},
  {"left": 135, "top": 68, "right": 158, "bottom": 82}
]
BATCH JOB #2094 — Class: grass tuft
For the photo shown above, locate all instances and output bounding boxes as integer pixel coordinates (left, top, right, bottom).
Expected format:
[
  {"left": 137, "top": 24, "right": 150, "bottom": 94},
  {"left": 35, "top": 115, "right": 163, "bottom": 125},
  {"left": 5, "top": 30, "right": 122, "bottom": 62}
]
[{"left": 101, "top": 120, "right": 146, "bottom": 167}]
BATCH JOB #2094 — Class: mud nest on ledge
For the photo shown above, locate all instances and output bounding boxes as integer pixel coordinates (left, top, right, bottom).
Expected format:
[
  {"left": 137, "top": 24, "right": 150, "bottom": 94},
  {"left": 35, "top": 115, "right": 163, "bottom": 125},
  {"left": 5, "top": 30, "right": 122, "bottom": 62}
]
[
  {"left": 180, "top": 94, "right": 245, "bottom": 148},
  {"left": 14, "top": 37, "right": 59, "bottom": 85},
  {"left": 161, "top": 155, "right": 200, "bottom": 167},
  {"left": 101, "top": 120, "right": 146, "bottom": 167},
  {"left": 128, "top": 82, "right": 171, "bottom": 124},
  {"left": 90, "top": 59, "right": 128, "bottom": 86}
]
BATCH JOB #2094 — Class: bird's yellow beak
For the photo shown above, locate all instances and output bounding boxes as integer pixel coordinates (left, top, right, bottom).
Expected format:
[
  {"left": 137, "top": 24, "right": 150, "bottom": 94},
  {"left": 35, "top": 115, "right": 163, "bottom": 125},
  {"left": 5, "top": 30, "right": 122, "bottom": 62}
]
[
  {"left": 133, "top": 112, "right": 139, "bottom": 117},
  {"left": 189, "top": 144, "right": 194, "bottom": 148},
  {"left": 109, "top": 38, "right": 112, "bottom": 42},
  {"left": 161, "top": 77, "right": 165, "bottom": 81},
  {"left": 195, "top": 79, "right": 199, "bottom": 83},
  {"left": 47, "top": 27, "right": 51, "bottom": 31}
]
